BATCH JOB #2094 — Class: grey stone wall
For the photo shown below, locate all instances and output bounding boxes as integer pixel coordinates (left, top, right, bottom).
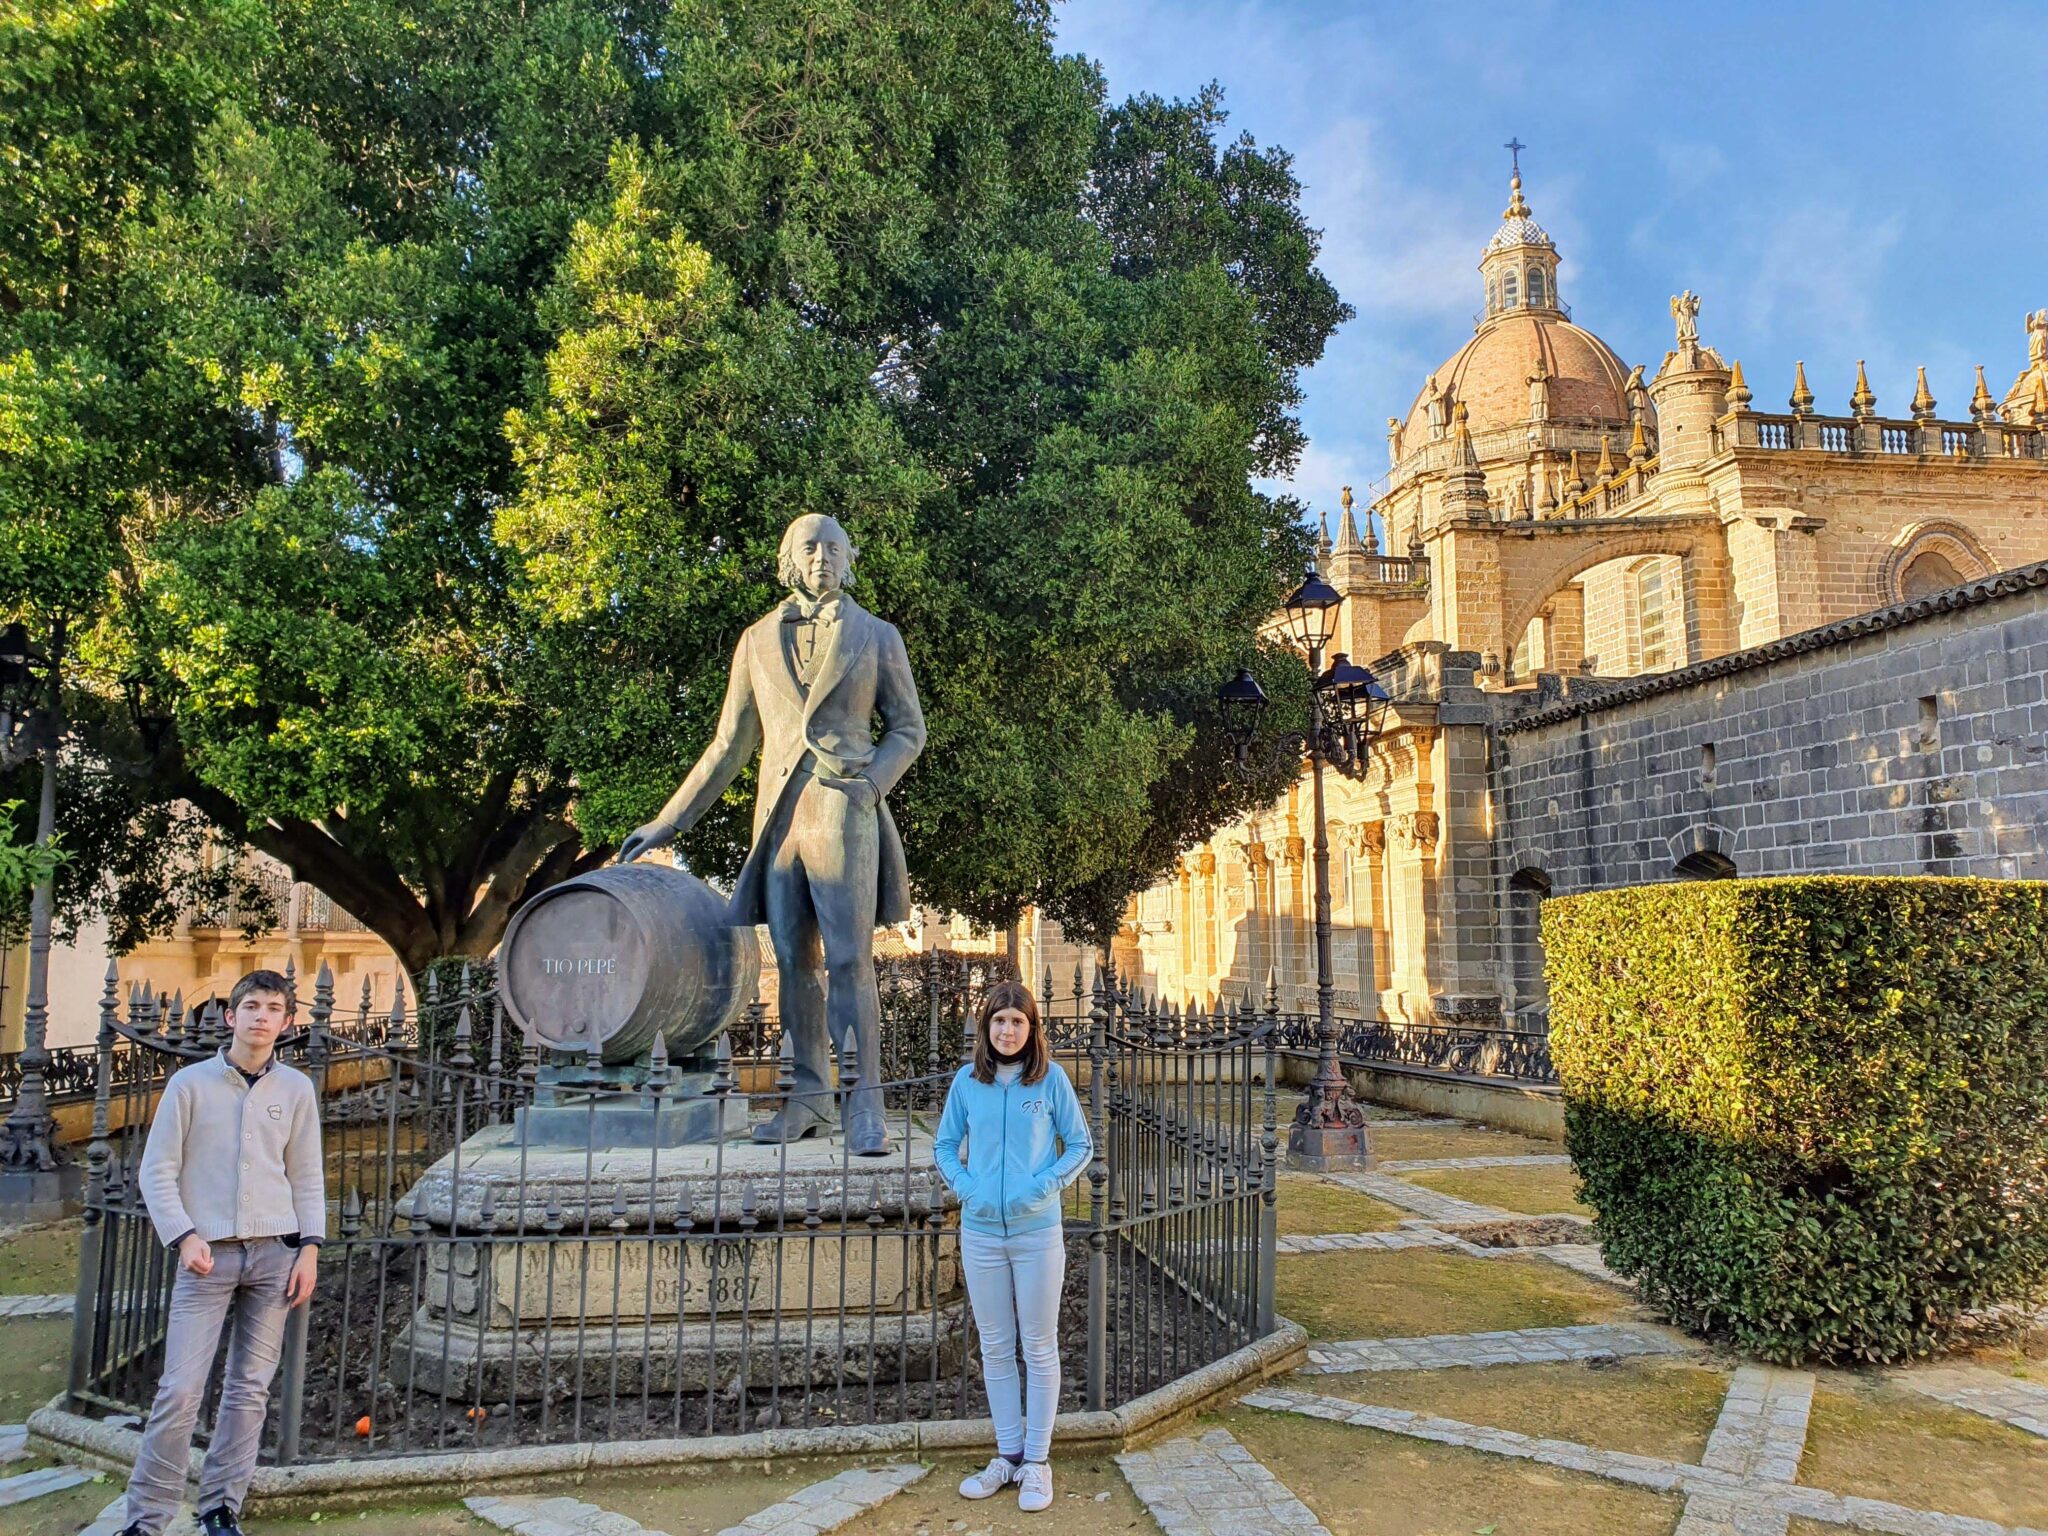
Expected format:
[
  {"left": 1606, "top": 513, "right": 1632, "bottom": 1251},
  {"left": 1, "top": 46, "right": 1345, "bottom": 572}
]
[{"left": 1491, "top": 563, "right": 2048, "bottom": 897}]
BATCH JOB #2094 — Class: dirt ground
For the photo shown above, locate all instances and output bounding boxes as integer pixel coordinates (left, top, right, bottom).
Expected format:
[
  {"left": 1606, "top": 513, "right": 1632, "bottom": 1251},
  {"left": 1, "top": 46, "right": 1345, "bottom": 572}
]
[
  {"left": 1273, "top": 1176, "right": 1409, "bottom": 1236},
  {"left": 1275, "top": 1246, "right": 1635, "bottom": 1341},
  {"left": 1404, "top": 1164, "right": 1592, "bottom": 1218},
  {"left": 1215, "top": 1403, "right": 1684, "bottom": 1536},
  {"left": 0, "top": 1317, "right": 73, "bottom": 1422},
  {"left": 0, "top": 1220, "right": 81, "bottom": 1294},
  {"left": 1322, "top": 1356, "right": 1731, "bottom": 1464},
  {"left": 1368, "top": 1126, "right": 1561, "bottom": 1163},
  {"left": 1798, "top": 1375, "right": 2048, "bottom": 1530}
]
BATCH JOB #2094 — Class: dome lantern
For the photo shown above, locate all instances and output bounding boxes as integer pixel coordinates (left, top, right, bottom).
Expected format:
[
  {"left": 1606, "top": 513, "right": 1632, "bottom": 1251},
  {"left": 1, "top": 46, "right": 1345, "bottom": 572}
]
[{"left": 1480, "top": 142, "right": 1562, "bottom": 322}]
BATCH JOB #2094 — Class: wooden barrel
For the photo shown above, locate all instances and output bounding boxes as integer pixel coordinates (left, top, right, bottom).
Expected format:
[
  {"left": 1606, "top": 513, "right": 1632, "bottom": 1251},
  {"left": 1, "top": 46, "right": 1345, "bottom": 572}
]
[{"left": 498, "top": 863, "right": 759, "bottom": 1064}]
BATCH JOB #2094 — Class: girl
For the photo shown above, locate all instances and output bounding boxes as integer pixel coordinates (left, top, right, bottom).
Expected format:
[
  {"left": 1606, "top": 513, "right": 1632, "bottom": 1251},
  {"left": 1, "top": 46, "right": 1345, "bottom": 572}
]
[{"left": 932, "top": 980, "right": 1091, "bottom": 1513}]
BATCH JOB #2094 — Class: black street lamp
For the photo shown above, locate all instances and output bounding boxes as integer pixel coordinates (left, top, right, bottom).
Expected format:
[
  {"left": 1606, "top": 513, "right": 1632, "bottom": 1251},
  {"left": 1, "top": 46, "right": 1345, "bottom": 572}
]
[
  {"left": 0, "top": 617, "right": 78, "bottom": 1219},
  {"left": 1220, "top": 566, "right": 1393, "bottom": 1172}
]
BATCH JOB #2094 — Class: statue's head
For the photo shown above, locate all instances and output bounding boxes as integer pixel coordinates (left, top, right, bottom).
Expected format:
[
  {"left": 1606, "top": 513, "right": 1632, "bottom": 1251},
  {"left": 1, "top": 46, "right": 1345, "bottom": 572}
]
[{"left": 778, "top": 513, "right": 857, "bottom": 597}]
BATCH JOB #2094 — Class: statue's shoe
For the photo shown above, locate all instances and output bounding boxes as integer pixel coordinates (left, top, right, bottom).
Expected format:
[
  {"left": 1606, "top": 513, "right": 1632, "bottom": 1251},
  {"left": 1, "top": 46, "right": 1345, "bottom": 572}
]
[
  {"left": 750, "top": 1102, "right": 836, "bottom": 1144},
  {"left": 845, "top": 1107, "right": 894, "bottom": 1159}
]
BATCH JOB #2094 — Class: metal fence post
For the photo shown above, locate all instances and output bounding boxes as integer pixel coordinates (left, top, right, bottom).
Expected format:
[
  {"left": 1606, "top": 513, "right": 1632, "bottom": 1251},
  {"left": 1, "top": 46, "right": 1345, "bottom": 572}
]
[
  {"left": 1258, "top": 1020, "right": 1279, "bottom": 1338},
  {"left": 68, "top": 961, "right": 120, "bottom": 1400},
  {"left": 276, "top": 963, "right": 334, "bottom": 1466},
  {"left": 1085, "top": 969, "right": 1109, "bottom": 1411}
]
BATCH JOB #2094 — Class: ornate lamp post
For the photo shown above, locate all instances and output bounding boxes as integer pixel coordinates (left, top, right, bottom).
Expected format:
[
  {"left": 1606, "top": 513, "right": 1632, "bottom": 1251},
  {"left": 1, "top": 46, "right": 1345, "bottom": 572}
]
[
  {"left": 1218, "top": 567, "right": 1392, "bottom": 1172},
  {"left": 0, "top": 617, "right": 79, "bottom": 1219}
]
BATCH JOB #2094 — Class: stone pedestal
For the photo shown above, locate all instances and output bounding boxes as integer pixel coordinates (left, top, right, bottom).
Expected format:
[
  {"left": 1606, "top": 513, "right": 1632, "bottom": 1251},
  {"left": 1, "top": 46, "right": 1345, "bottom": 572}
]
[{"left": 393, "top": 1119, "right": 965, "bottom": 1400}]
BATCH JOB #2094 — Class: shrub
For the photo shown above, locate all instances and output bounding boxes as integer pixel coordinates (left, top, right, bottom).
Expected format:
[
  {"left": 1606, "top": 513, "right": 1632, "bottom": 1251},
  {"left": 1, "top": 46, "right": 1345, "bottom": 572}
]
[{"left": 1545, "top": 876, "right": 2048, "bottom": 1364}]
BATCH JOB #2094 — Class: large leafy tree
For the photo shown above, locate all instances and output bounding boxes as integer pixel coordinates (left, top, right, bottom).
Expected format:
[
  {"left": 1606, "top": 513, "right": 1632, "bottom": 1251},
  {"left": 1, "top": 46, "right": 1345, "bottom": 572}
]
[{"left": 4, "top": 0, "right": 1347, "bottom": 967}]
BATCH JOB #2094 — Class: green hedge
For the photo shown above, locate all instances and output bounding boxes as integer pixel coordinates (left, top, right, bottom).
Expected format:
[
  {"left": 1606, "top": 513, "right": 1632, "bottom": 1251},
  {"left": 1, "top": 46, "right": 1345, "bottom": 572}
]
[{"left": 1545, "top": 876, "right": 2048, "bottom": 1364}]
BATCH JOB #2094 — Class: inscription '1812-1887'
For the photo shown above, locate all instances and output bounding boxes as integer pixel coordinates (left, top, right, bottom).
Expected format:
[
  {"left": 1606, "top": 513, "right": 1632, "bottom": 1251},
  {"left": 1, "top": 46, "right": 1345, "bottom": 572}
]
[{"left": 540, "top": 957, "right": 619, "bottom": 976}]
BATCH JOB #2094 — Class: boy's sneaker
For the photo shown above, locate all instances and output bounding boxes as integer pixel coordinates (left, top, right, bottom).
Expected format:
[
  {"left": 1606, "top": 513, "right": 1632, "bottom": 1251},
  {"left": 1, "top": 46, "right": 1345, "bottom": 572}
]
[
  {"left": 1017, "top": 1461, "right": 1053, "bottom": 1513},
  {"left": 959, "top": 1455, "right": 1018, "bottom": 1499},
  {"left": 198, "top": 1508, "right": 246, "bottom": 1536}
]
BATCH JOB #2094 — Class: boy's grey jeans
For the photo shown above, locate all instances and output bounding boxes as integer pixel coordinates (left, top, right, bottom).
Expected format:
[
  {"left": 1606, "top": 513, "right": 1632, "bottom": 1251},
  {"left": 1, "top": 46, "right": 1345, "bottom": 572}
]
[{"left": 124, "top": 1237, "right": 296, "bottom": 1533}]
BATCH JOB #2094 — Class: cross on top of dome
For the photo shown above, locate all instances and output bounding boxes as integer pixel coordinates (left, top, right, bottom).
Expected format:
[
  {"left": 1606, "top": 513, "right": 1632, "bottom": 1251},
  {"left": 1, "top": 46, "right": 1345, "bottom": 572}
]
[{"left": 1487, "top": 143, "right": 1554, "bottom": 254}]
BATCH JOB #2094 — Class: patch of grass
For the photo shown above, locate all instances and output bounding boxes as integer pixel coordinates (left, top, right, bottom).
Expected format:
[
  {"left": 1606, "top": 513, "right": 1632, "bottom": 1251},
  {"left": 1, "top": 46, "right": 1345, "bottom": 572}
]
[
  {"left": 0, "top": 1220, "right": 82, "bottom": 1294},
  {"left": 1407, "top": 1164, "right": 1593, "bottom": 1218},
  {"left": 1799, "top": 1378, "right": 2048, "bottom": 1529},
  {"left": 1274, "top": 1177, "right": 1408, "bottom": 1237},
  {"left": 250, "top": 1507, "right": 483, "bottom": 1534},
  {"left": 1370, "top": 1125, "right": 1560, "bottom": 1162},
  {"left": 1216, "top": 1402, "right": 1682, "bottom": 1536},
  {"left": 1274, "top": 1248, "right": 1632, "bottom": 1341},
  {"left": 7, "top": 1473, "right": 121, "bottom": 1536},
  {"left": 1324, "top": 1358, "right": 1730, "bottom": 1463},
  {"left": 0, "top": 1317, "right": 73, "bottom": 1421}
]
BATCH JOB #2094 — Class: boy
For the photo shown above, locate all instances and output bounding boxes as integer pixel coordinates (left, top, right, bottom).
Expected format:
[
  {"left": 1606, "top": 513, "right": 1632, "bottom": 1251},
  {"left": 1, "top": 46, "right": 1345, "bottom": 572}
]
[{"left": 118, "top": 969, "right": 325, "bottom": 1536}]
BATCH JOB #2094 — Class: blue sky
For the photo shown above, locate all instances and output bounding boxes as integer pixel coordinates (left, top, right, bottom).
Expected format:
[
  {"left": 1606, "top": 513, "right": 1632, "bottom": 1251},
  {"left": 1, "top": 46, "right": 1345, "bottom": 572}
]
[{"left": 1052, "top": 0, "right": 2048, "bottom": 520}]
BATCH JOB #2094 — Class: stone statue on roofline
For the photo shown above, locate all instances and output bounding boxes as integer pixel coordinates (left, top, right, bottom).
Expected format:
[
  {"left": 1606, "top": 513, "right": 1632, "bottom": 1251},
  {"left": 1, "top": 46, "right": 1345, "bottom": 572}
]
[
  {"left": 1671, "top": 290, "right": 1701, "bottom": 347},
  {"left": 619, "top": 513, "right": 927, "bottom": 1156}
]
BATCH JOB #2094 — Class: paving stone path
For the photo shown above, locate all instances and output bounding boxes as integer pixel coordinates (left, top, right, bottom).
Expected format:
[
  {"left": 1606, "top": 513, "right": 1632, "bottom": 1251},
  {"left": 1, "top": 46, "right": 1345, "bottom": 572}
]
[
  {"left": 0, "top": 1424, "right": 26, "bottom": 1462},
  {"left": 1275, "top": 1228, "right": 1465, "bottom": 1255},
  {"left": 0, "top": 1463, "right": 95, "bottom": 1507},
  {"left": 1116, "top": 1426, "right": 1330, "bottom": 1535},
  {"left": 1301, "top": 1322, "right": 1689, "bottom": 1375},
  {"left": 468, "top": 1466, "right": 928, "bottom": 1536},
  {"left": 0, "top": 1291, "right": 73, "bottom": 1319},
  {"left": 1323, "top": 1171, "right": 1513, "bottom": 1224},
  {"left": 1375, "top": 1154, "right": 1572, "bottom": 1173},
  {"left": 1242, "top": 1385, "right": 2047, "bottom": 1536},
  {"left": 711, "top": 1463, "right": 928, "bottom": 1536},
  {"left": 1896, "top": 1367, "right": 2048, "bottom": 1439}
]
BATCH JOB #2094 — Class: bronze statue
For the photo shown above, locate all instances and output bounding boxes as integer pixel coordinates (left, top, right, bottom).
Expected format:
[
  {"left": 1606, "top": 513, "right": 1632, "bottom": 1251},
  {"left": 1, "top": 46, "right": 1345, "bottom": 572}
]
[{"left": 619, "top": 514, "right": 926, "bottom": 1155}]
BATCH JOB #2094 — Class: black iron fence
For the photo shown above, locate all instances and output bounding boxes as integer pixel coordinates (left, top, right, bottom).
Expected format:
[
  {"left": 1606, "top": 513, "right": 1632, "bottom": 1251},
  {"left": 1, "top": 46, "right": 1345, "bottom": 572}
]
[
  {"left": 65, "top": 959, "right": 1278, "bottom": 1466},
  {"left": 1273, "top": 1009, "right": 1557, "bottom": 1085}
]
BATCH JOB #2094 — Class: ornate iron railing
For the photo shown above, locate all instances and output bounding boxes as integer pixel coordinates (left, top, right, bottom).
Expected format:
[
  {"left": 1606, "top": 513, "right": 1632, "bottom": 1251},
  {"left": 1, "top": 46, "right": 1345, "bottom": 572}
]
[
  {"left": 65, "top": 960, "right": 1277, "bottom": 1465},
  {"left": 1271, "top": 1010, "right": 1557, "bottom": 1085}
]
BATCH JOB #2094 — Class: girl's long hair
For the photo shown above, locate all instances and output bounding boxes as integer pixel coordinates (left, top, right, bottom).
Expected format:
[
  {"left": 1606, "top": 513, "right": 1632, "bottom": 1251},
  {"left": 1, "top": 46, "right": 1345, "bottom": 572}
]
[{"left": 971, "top": 979, "right": 1049, "bottom": 1086}]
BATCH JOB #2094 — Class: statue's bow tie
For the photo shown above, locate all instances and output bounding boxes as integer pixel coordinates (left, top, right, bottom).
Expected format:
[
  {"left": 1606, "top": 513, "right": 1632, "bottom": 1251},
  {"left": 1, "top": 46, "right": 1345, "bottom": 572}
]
[{"left": 782, "top": 593, "right": 843, "bottom": 623}]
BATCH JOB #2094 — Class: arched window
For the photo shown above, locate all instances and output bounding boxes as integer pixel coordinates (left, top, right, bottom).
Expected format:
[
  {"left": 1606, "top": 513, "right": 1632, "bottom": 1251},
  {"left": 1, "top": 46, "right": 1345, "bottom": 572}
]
[
  {"left": 1674, "top": 850, "right": 1736, "bottom": 880},
  {"left": 1505, "top": 869, "right": 1552, "bottom": 1029},
  {"left": 1487, "top": 278, "right": 1500, "bottom": 314},
  {"left": 1634, "top": 560, "right": 1670, "bottom": 672},
  {"left": 1526, "top": 268, "right": 1547, "bottom": 307},
  {"left": 1502, "top": 272, "right": 1519, "bottom": 308},
  {"left": 1899, "top": 550, "right": 1964, "bottom": 599}
]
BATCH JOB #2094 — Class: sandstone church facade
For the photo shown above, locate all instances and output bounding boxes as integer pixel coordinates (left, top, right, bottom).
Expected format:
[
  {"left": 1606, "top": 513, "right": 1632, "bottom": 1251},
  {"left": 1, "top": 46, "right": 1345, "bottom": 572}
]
[{"left": 1110, "top": 167, "right": 2048, "bottom": 1029}]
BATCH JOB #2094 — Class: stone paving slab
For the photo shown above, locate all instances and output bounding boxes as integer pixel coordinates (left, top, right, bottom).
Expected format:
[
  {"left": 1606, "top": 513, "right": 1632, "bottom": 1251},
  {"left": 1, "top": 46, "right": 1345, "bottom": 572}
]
[
  {"left": 1701, "top": 1366, "right": 1815, "bottom": 1485},
  {"left": 1301, "top": 1322, "right": 1690, "bottom": 1375},
  {"left": 1323, "top": 1172, "right": 1511, "bottom": 1223},
  {"left": 0, "top": 1424, "right": 27, "bottom": 1462},
  {"left": 1675, "top": 1491, "right": 1792, "bottom": 1536},
  {"left": 1533, "top": 1242, "right": 1631, "bottom": 1288},
  {"left": 1244, "top": 1386, "right": 2048, "bottom": 1536},
  {"left": 0, "top": 1463, "right": 95, "bottom": 1507},
  {"left": 1895, "top": 1367, "right": 2048, "bottom": 1439},
  {"left": 1275, "top": 1228, "right": 1464, "bottom": 1255},
  {"left": 1117, "top": 1426, "right": 1330, "bottom": 1535},
  {"left": 714, "top": 1462, "right": 928, "bottom": 1536},
  {"left": 470, "top": 1492, "right": 676, "bottom": 1536},
  {"left": 0, "top": 1292, "right": 74, "bottom": 1319},
  {"left": 1375, "top": 1155, "right": 1573, "bottom": 1173}
]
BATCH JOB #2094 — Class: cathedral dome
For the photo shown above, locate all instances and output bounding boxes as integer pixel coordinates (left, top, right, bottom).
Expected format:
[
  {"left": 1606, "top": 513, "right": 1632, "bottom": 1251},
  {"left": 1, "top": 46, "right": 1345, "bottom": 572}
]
[
  {"left": 1403, "top": 312, "right": 1635, "bottom": 444},
  {"left": 1399, "top": 159, "right": 1639, "bottom": 450}
]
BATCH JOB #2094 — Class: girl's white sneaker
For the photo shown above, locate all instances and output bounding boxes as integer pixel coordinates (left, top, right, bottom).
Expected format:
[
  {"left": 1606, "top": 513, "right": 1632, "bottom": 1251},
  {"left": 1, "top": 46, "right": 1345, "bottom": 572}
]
[
  {"left": 1017, "top": 1461, "right": 1053, "bottom": 1513},
  {"left": 959, "top": 1455, "right": 1018, "bottom": 1500}
]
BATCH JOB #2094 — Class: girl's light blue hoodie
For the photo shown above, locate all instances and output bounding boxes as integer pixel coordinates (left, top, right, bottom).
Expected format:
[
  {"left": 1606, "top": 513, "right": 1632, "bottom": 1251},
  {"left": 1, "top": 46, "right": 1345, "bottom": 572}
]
[{"left": 932, "top": 1059, "right": 1092, "bottom": 1237}]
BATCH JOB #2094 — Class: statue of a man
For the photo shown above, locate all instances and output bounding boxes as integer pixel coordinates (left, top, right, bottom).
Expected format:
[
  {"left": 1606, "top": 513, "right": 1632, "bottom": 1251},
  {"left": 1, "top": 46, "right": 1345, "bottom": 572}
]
[
  {"left": 2029, "top": 308, "right": 2048, "bottom": 368},
  {"left": 619, "top": 513, "right": 926, "bottom": 1155}
]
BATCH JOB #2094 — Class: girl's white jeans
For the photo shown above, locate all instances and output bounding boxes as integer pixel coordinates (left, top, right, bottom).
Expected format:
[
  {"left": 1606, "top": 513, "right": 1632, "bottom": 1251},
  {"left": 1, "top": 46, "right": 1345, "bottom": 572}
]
[{"left": 960, "top": 1225, "right": 1065, "bottom": 1462}]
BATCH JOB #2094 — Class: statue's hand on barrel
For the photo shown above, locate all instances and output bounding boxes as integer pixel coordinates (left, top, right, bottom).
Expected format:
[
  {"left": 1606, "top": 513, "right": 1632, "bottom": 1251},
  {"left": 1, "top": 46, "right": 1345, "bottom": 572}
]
[{"left": 617, "top": 820, "right": 685, "bottom": 870}]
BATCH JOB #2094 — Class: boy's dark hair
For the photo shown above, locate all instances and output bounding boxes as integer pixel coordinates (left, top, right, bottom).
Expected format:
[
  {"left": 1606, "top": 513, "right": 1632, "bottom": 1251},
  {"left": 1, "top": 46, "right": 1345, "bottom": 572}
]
[
  {"left": 229, "top": 969, "right": 296, "bottom": 1016},
  {"left": 971, "top": 980, "right": 1049, "bottom": 1086}
]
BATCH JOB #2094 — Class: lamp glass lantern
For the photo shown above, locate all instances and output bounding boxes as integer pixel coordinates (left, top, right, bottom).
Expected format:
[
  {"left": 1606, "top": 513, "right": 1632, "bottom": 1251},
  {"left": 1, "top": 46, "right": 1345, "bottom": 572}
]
[
  {"left": 1216, "top": 667, "right": 1270, "bottom": 758},
  {"left": 1280, "top": 567, "right": 1342, "bottom": 655}
]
